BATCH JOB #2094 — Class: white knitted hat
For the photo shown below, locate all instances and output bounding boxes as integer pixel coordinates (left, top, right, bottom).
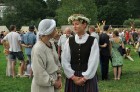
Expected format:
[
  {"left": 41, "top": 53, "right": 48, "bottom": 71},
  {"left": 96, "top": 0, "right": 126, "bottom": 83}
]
[{"left": 38, "top": 19, "right": 56, "bottom": 35}]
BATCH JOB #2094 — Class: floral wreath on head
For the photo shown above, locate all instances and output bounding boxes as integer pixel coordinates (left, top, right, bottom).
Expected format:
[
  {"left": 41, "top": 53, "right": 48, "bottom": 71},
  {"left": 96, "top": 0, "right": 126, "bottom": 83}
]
[{"left": 68, "top": 14, "right": 90, "bottom": 24}]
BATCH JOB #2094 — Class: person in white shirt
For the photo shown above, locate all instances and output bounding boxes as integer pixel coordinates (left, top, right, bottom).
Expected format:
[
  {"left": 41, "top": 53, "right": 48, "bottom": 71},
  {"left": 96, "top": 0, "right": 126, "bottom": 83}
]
[
  {"left": 58, "top": 27, "right": 72, "bottom": 59},
  {"left": 62, "top": 14, "right": 99, "bottom": 92},
  {"left": 89, "top": 26, "right": 99, "bottom": 42},
  {"left": 2, "top": 25, "right": 25, "bottom": 78}
]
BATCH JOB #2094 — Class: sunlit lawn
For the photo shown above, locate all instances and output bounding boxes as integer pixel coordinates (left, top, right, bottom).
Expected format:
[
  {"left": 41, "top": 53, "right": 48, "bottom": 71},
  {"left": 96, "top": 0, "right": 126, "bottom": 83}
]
[{"left": 0, "top": 45, "right": 140, "bottom": 92}]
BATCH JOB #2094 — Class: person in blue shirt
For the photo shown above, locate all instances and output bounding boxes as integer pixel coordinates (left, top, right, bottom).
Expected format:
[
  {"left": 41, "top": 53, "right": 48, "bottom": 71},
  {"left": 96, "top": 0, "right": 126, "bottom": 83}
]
[{"left": 21, "top": 25, "right": 36, "bottom": 78}]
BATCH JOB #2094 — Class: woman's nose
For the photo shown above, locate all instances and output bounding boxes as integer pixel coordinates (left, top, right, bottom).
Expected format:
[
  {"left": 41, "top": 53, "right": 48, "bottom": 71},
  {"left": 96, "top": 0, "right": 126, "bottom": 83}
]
[{"left": 73, "top": 25, "right": 76, "bottom": 28}]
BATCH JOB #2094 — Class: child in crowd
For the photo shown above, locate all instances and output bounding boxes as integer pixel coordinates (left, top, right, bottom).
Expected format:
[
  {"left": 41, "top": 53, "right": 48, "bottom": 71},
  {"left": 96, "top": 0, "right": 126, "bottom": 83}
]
[
  {"left": 17, "top": 61, "right": 29, "bottom": 78},
  {"left": 125, "top": 47, "right": 134, "bottom": 61},
  {"left": 24, "top": 60, "right": 31, "bottom": 77}
]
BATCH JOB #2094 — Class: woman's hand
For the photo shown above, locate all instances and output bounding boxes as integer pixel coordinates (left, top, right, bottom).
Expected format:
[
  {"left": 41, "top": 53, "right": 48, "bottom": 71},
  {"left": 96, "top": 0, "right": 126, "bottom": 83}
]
[
  {"left": 72, "top": 76, "right": 86, "bottom": 86},
  {"left": 54, "top": 78, "right": 62, "bottom": 89},
  {"left": 74, "top": 78, "right": 85, "bottom": 86}
]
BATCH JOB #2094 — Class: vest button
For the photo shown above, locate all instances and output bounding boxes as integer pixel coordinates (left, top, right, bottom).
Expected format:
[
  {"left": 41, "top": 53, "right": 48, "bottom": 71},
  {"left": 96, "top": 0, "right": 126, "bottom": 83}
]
[{"left": 79, "top": 49, "right": 80, "bottom": 51}]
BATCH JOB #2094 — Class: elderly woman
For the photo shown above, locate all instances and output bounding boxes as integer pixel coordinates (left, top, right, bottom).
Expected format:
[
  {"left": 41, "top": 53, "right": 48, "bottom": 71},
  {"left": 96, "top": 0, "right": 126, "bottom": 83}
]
[
  {"left": 31, "top": 19, "right": 62, "bottom": 92},
  {"left": 62, "top": 14, "right": 99, "bottom": 92}
]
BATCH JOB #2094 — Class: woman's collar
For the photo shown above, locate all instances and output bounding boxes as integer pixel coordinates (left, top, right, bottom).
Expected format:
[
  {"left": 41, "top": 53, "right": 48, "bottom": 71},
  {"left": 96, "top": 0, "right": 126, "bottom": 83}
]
[{"left": 75, "top": 32, "right": 89, "bottom": 39}]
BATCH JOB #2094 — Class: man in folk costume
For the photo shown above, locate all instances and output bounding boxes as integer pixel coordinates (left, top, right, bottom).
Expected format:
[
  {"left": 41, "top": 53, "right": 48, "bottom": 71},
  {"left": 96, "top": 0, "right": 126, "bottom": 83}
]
[{"left": 62, "top": 14, "right": 99, "bottom": 92}]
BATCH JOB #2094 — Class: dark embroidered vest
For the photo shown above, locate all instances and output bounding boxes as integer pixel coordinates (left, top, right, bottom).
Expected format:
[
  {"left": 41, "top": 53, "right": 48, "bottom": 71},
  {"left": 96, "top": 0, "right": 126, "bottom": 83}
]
[{"left": 69, "top": 36, "right": 95, "bottom": 71}]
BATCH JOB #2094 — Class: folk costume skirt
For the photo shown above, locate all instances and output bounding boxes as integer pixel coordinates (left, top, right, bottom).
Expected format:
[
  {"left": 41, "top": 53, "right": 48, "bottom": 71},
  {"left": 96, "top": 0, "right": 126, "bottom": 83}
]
[{"left": 64, "top": 71, "right": 98, "bottom": 92}]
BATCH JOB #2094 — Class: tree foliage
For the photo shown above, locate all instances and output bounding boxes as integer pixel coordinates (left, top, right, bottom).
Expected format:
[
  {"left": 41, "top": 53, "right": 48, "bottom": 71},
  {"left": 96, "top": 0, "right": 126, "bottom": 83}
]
[
  {"left": 95, "top": 0, "right": 108, "bottom": 7},
  {"left": 96, "top": 0, "right": 129, "bottom": 25},
  {"left": 56, "top": 0, "right": 97, "bottom": 25},
  {"left": 123, "top": 19, "right": 140, "bottom": 28},
  {"left": 1, "top": 0, "right": 140, "bottom": 28},
  {"left": 0, "top": 0, "right": 4, "bottom": 3},
  {"left": 126, "top": 0, "right": 140, "bottom": 18},
  {"left": 2, "top": 0, "right": 59, "bottom": 29}
]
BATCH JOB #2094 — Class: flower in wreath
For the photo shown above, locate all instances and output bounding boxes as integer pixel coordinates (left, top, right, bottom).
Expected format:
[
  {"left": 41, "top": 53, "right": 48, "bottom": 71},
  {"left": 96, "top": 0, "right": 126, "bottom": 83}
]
[{"left": 68, "top": 14, "right": 90, "bottom": 24}]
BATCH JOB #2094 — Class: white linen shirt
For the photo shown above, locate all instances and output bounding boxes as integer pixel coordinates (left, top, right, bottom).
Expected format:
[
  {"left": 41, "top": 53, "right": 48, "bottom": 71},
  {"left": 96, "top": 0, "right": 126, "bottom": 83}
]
[
  {"left": 61, "top": 33, "right": 99, "bottom": 79},
  {"left": 58, "top": 34, "right": 69, "bottom": 52},
  {"left": 3, "top": 32, "right": 21, "bottom": 52},
  {"left": 90, "top": 32, "right": 99, "bottom": 42}
]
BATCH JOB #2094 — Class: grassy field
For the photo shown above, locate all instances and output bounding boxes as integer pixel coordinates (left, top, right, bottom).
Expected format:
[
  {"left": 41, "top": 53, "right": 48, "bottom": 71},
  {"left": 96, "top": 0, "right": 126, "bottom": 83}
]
[{"left": 0, "top": 45, "right": 140, "bottom": 92}]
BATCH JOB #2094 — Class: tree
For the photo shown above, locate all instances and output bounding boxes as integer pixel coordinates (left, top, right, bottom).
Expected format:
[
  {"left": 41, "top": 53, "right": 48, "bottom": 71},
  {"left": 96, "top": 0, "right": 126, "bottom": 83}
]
[
  {"left": 96, "top": 0, "right": 130, "bottom": 25},
  {"left": 3, "top": 0, "right": 59, "bottom": 29},
  {"left": 126, "top": 0, "right": 140, "bottom": 18},
  {"left": 56, "top": 0, "right": 97, "bottom": 25},
  {"left": 46, "top": 0, "right": 59, "bottom": 17},
  {"left": 0, "top": 18, "right": 2, "bottom": 25},
  {"left": 123, "top": 18, "right": 140, "bottom": 28},
  {"left": 95, "top": 0, "right": 108, "bottom": 7},
  {"left": 0, "top": 0, "right": 4, "bottom": 3}
]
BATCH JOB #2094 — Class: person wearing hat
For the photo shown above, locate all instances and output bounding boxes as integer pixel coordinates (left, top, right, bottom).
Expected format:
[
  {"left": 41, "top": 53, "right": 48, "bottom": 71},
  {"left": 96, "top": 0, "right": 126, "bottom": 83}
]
[
  {"left": 31, "top": 19, "right": 62, "bottom": 92},
  {"left": 99, "top": 25, "right": 111, "bottom": 80},
  {"left": 21, "top": 25, "right": 36, "bottom": 78},
  {"left": 61, "top": 14, "right": 99, "bottom": 92}
]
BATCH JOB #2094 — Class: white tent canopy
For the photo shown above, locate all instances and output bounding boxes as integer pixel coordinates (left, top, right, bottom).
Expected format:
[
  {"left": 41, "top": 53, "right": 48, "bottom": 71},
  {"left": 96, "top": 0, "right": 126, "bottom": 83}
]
[
  {"left": 20, "top": 26, "right": 38, "bottom": 33},
  {"left": 0, "top": 26, "right": 9, "bottom": 33}
]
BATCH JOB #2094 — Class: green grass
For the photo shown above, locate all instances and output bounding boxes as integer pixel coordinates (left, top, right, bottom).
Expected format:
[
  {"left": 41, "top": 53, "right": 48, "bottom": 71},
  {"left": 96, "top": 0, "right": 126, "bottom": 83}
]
[
  {"left": 0, "top": 45, "right": 140, "bottom": 92},
  {"left": 0, "top": 45, "right": 32, "bottom": 92},
  {"left": 98, "top": 45, "right": 140, "bottom": 92}
]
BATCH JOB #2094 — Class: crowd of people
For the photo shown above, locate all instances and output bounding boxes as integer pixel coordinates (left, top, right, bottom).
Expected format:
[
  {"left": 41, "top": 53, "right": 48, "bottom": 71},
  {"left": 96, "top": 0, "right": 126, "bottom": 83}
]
[{"left": 0, "top": 14, "right": 140, "bottom": 92}]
